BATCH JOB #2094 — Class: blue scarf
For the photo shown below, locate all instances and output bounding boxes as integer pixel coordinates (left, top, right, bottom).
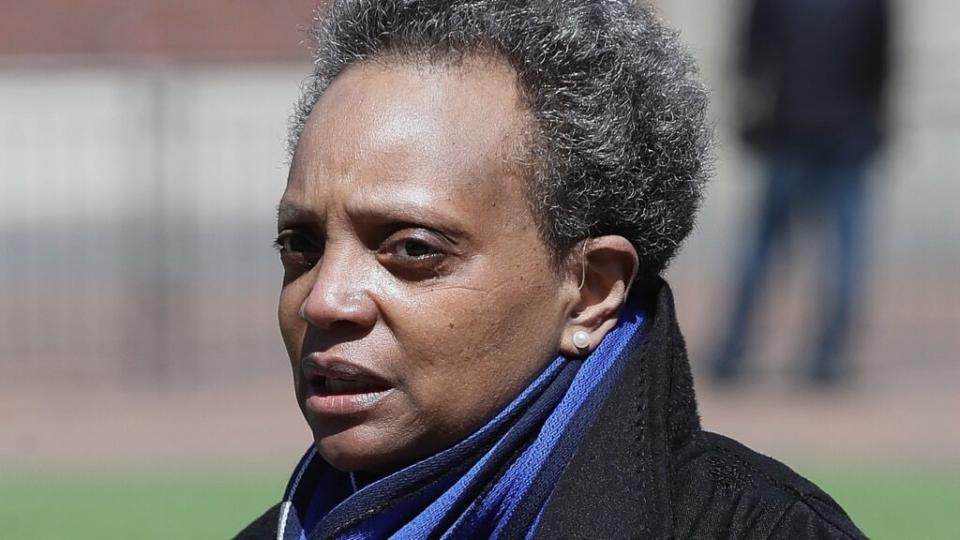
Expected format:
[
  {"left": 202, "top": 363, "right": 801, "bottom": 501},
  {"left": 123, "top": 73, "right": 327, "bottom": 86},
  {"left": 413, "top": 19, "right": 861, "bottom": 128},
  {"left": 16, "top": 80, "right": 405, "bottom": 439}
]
[{"left": 277, "top": 305, "right": 646, "bottom": 540}]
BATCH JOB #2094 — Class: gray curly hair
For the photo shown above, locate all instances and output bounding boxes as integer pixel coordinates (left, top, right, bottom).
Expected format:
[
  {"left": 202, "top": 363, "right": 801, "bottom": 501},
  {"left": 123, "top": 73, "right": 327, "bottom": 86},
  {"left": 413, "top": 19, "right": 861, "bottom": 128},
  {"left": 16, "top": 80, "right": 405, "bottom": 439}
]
[{"left": 290, "top": 0, "right": 712, "bottom": 277}]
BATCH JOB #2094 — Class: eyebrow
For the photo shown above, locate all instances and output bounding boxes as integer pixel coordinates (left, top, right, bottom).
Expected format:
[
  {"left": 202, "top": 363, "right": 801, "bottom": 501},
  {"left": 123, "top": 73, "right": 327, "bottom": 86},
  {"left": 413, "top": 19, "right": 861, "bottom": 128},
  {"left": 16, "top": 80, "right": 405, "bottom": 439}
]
[
  {"left": 347, "top": 187, "right": 475, "bottom": 238},
  {"left": 276, "top": 202, "right": 320, "bottom": 229},
  {"left": 276, "top": 197, "right": 472, "bottom": 242}
]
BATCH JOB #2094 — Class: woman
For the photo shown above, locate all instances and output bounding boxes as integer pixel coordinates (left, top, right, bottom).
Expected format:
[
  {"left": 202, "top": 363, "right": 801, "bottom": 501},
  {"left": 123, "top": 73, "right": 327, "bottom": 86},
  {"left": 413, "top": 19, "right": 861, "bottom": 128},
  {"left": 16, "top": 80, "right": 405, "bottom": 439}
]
[{"left": 237, "top": 0, "right": 865, "bottom": 538}]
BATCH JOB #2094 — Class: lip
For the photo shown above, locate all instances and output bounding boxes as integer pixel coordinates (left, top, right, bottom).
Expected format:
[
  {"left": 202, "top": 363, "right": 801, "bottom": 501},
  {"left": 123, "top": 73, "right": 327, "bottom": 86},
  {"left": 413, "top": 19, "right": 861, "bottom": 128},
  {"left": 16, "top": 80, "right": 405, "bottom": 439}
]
[{"left": 300, "top": 354, "right": 395, "bottom": 415}]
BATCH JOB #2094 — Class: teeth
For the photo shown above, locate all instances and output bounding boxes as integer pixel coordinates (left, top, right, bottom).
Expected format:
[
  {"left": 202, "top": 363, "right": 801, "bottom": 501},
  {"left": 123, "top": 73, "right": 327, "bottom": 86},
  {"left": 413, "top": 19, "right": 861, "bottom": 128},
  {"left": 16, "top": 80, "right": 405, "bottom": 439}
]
[
  {"left": 309, "top": 376, "right": 392, "bottom": 409},
  {"left": 323, "top": 376, "right": 386, "bottom": 394},
  {"left": 325, "top": 377, "right": 364, "bottom": 393}
]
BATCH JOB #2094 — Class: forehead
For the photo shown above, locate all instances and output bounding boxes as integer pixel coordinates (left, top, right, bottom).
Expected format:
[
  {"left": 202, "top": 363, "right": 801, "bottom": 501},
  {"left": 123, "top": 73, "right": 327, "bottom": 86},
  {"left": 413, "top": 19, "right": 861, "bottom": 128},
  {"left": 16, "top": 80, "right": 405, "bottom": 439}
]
[{"left": 284, "top": 57, "right": 532, "bottom": 220}]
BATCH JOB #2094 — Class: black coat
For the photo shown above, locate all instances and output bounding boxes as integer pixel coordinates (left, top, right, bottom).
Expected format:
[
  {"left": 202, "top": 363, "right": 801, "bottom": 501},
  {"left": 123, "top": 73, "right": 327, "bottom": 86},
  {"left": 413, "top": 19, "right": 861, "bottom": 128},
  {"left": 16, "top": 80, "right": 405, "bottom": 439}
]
[{"left": 235, "top": 281, "right": 865, "bottom": 539}]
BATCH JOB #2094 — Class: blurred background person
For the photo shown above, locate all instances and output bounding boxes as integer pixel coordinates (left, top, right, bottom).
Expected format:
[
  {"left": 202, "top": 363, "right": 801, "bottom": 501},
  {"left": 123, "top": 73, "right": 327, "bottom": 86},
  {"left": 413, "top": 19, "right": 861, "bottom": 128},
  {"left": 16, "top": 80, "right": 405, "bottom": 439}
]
[{"left": 712, "top": 0, "right": 892, "bottom": 384}]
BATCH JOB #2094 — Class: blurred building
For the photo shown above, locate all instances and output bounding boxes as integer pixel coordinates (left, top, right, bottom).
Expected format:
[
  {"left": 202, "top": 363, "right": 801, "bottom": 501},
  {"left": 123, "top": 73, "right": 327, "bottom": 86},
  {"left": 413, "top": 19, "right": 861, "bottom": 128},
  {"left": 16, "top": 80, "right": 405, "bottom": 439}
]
[
  {"left": 0, "top": 1, "right": 316, "bottom": 386},
  {"left": 1, "top": 0, "right": 958, "bottom": 394}
]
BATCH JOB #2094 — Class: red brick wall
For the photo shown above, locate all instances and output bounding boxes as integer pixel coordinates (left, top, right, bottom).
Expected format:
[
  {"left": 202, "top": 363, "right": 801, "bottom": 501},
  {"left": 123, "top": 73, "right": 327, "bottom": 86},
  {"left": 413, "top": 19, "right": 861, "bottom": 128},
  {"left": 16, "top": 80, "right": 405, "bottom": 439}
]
[{"left": 0, "top": 0, "right": 320, "bottom": 62}]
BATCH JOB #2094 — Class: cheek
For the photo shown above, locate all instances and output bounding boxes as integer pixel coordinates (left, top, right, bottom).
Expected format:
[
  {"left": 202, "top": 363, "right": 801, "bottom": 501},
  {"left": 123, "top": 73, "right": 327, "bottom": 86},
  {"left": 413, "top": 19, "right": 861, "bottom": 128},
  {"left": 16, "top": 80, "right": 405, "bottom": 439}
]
[
  {"left": 384, "top": 270, "right": 563, "bottom": 411},
  {"left": 278, "top": 284, "right": 307, "bottom": 361}
]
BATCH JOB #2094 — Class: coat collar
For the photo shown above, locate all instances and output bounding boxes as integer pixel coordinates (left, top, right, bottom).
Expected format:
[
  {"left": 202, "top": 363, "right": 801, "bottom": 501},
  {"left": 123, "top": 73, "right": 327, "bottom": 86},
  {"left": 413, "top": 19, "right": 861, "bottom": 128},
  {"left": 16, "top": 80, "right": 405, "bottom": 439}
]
[{"left": 534, "top": 279, "right": 701, "bottom": 538}]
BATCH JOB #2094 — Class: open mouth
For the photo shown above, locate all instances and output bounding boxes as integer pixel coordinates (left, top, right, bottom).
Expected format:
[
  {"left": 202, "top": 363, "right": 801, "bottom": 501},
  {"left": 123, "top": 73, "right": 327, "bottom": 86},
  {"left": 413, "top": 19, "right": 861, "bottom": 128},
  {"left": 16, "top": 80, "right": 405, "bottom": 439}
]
[
  {"left": 305, "top": 376, "right": 393, "bottom": 413},
  {"left": 311, "top": 375, "right": 392, "bottom": 398},
  {"left": 301, "top": 360, "right": 395, "bottom": 414}
]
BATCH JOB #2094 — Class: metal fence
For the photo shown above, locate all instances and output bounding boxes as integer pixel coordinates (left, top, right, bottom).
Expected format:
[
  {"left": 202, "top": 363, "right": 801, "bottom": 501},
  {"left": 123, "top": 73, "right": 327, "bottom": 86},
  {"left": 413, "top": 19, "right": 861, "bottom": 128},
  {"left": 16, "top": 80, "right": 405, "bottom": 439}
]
[{"left": 0, "top": 65, "right": 304, "bottom": 385}]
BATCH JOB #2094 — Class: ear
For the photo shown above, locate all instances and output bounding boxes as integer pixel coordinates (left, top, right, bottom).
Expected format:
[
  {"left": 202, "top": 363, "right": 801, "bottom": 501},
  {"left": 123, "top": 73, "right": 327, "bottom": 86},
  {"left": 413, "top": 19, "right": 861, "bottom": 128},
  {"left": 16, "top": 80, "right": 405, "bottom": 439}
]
[{"left": 558, "top": 236, "right": 640, "bottom": 357}]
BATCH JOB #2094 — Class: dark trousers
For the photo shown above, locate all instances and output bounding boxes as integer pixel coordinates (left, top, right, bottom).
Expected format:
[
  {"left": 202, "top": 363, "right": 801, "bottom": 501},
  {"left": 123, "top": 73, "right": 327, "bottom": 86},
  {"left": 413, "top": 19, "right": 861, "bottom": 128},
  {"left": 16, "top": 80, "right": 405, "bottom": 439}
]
[{"left": 713, "top": 146, "right": 870, "bottom": 381}]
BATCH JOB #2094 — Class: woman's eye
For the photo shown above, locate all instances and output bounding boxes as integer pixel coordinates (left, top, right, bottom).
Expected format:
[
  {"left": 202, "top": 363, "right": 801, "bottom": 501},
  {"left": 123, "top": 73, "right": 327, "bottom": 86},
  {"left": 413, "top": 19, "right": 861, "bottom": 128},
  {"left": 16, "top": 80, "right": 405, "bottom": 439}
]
[
  {"left": 274, "top": 231, "right": 322, "bottom": 268},
  {"left": 394, "top": 239, "right": 439, "bottom": 259},
  {"left": 378, "top": 231, "right": 449, "bottom": 280}
]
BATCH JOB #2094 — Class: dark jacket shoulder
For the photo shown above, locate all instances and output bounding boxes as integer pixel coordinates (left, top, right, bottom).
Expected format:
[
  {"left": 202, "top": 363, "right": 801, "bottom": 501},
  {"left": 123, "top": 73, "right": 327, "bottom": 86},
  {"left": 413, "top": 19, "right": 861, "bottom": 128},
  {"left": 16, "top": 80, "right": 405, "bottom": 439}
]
[
  {"left": 671, "top": 431, "right": 864, "bottom": 539},
  {"left": 232, "top": 503, "right": 280, "bottom": 540},
  {"left": 535, "top": 280, "right": 865, "bottom": 539}
]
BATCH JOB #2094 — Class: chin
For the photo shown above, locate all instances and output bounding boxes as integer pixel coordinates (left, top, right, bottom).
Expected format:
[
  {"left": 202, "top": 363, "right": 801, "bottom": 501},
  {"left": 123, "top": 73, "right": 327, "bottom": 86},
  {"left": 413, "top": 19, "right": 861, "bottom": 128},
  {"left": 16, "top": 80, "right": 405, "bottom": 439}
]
[
  {"left": 312, "top": 428, "right": 405, "bottom": 474},
  {"left": 316, "top": 447, "right": 367, "bottom": 473}
]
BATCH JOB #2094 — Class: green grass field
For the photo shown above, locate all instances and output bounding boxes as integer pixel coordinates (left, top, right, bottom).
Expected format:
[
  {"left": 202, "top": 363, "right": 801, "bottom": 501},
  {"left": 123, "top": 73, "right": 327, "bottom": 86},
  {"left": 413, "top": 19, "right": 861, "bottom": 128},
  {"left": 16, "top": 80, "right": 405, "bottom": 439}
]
[
  {"left": 2, "top": 465, "right": 958, "bottom": 539},
  {"left": 798, "top": 465, "right": 960, "bottom": 539}
]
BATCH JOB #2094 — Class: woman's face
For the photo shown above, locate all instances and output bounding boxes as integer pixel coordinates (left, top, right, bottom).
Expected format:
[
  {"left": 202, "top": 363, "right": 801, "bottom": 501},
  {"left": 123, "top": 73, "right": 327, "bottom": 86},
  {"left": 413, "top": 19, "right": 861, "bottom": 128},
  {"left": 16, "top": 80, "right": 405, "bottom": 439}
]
[{"left": 277, "top": 58, "right": 578, "bottom": 473}]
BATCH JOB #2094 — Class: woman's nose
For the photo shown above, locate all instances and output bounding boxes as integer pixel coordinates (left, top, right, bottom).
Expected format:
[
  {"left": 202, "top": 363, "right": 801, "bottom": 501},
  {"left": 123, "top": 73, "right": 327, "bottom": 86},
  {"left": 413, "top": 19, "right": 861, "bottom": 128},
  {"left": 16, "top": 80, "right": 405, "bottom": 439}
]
[{"left": 298, "top": 248, "right": 378, "bottom": 331}]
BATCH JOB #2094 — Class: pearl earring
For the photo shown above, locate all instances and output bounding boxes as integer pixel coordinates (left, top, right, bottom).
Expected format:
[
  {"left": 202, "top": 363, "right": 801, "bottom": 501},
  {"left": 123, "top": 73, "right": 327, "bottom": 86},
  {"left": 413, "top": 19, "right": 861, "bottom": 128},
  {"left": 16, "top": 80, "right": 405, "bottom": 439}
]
[{"left": 572, "top": 330, "right": 591, "bottom": 350}]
